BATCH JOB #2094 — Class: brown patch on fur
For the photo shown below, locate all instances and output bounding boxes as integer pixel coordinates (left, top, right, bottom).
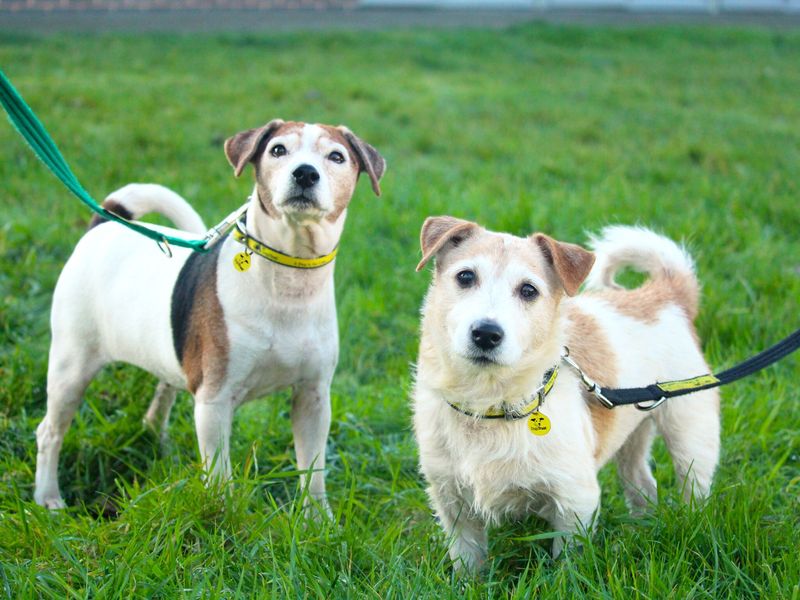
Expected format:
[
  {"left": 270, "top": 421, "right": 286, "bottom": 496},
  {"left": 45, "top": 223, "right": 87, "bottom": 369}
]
[
  {"left": 245, "top": 121, "right": 305, "bottom": 219},
  {"left": 533, "top": 234, "right": 596, "bottom": 296},
  {"left": 317, "top": 125, "right": 360, "bottom": 223},
  {"left": 225, "top": 120, "right": 302, "bottom": 177},
  {"left": 254, "top": 182, "right": 281, "bottom": 219},
  {"left": 594, "top": 273, "right": 699, "bottom": 323},
  {"left": 416, "top": 216, "right": 481, "bottom": 271},
  {"left": 182, "top": 281, "right": 228, "bottom": 395},
  {"left": 87, "top": 199, "right": 134, "bottom": 230},
  {"left": 171, "top": 247, "right": 228, "bottom": 396},
  {"left": 323, "top": 125, "right": 386, "bottom": 197},
  {"left": 565, "top": 308, "right": 619, "bottom": 460}
]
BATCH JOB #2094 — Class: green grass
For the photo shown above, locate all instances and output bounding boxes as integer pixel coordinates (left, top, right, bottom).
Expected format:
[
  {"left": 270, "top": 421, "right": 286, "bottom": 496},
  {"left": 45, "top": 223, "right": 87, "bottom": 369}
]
[{"left": 1, "top": 23, "right": 799, "bottom": 598}]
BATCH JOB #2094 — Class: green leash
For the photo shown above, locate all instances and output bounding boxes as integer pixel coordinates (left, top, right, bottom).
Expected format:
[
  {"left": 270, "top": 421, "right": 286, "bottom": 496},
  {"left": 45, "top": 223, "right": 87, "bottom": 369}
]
[{"left": 0, "top": 68, "right": 221, "bottom": 253}]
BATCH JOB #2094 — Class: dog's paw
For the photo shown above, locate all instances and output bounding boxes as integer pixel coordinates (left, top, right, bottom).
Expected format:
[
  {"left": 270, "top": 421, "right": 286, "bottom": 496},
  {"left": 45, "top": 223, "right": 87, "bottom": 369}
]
[
  {"left": 37, "top": 496, "right": 67, "bottom": 510},
  {"left": 301, "top": 495, "right": 335, "bottom": 527},
  {"left": 450, "top": 543, "right": 487, "bottom": 574}
]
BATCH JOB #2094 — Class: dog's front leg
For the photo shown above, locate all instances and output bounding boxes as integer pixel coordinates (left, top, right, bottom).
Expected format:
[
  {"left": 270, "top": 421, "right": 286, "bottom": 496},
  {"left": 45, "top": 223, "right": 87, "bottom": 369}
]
[
  {"left": 194, "top": 393, "right": 233, "bottom": 483},
  {"left": 291, "top": 381, "right": 332, "bottom": 517},
  {"left": 547, "top": 478, "right": 601, "bottom": 558},
  {"left": 428, "top": 480, "right": 488, "bottom": 572}
]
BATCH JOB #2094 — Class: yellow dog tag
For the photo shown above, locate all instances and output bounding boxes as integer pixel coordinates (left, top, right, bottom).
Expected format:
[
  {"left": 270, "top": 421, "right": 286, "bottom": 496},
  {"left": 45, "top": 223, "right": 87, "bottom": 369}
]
[
  {"left": 233, "top": 251, "right": 252, "bottom": 272},
  {"left": 527, "top": 412, "right": 551, "bottom": 436}
]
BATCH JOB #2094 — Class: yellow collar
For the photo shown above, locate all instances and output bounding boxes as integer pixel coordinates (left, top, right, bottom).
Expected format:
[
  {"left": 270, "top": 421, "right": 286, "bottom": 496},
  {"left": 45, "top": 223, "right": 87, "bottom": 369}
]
[
  {"left": 231, "top": 220, "right": 338, "bottom": 270},
  {"left": 446, "top": 364, "right": 559, "bottom": 420}
]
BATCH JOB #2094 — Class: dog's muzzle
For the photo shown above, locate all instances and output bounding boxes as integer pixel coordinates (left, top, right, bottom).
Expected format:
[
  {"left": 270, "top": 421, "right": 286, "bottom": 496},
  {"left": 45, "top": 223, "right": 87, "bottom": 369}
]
[{"left": 283, "top": 164, "right": 322, "bottom": 210}]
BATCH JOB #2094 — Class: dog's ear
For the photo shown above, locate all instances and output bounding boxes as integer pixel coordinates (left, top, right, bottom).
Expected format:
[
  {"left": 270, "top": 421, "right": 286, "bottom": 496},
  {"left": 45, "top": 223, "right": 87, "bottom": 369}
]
[
  {"left": 224, "top": 119, "right": 286, "bottom": 177},
  {"left": 532, "top": 233, "right": 595, "bottom": 296},
  {"left": 339, "top": 127, "right": 386, "bottom": 196},
  {"left": 417, "top": 216, "right": 480, "bottom": 272}
]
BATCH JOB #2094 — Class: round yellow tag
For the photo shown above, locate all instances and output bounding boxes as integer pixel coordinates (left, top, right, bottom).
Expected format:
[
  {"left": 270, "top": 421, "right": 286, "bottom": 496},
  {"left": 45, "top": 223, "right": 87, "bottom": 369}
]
[
  {"left": 527, "top": 412, "right": 551, "bottom": 436},
  {"left": 233, "top": 251, "right": 251, "bottom": 272}
]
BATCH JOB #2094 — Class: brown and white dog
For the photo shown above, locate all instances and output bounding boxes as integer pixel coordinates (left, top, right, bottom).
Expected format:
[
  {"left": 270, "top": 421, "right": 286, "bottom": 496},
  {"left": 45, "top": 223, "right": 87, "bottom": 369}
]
[
  {"left": 34, "top": 120, "right": 385, "bottom": 511},
  {"left": 413, "top": 217, "right": 719, "bottom": 570}
]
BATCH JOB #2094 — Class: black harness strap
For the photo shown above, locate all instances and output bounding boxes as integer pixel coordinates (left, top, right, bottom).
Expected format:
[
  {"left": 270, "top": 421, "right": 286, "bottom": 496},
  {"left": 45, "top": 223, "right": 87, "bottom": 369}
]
[{"left": 597, "top": 328, "right": 800, "bottom": 407}]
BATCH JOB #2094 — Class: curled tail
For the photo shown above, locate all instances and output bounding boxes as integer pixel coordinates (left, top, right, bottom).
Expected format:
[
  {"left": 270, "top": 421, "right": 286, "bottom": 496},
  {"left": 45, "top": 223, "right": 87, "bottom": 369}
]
[
  {"left": 585, "top": 225, "right": 700, "bottom": 319},
  {"left": 89, "top": 183, "right": 206, "bottom": 234}
]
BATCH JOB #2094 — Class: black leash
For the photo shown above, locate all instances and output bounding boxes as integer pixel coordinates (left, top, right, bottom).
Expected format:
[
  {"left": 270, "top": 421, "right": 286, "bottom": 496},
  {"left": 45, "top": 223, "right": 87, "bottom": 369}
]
[{"left": 563, "top": 328, "right": 800, "bottom": 411}]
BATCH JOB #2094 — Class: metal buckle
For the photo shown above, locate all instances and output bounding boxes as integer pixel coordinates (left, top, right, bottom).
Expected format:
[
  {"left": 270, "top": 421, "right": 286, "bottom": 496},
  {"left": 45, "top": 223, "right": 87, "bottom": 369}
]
[
  {"left": 561, "top": 347, "right": 615, "bottom": 409},
  {"left": 202, "top": 200, "right": 250, "bottom": 251},
  {"left": 634, "top": 397, "right": 667, "bottom": 412},
  {"left": 537, "top": 387, "right": 546, "bottom": 409},
  {"left": 156, "top": 237, "right": 173, "bottom": 258}
]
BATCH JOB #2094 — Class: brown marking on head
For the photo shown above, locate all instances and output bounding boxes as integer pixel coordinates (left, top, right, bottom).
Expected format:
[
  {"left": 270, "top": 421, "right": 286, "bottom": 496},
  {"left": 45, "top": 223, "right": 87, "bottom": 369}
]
[
  {"left": 532, "top": 234, "right": 596, "bottom": 297},
  {"left": 87, "top": 199, "right": 134, "bottom": 230},
  {"left": 319, "top": 125, "right": 385, "bottom": 222},
  {"left": 333, "top": 125, "right": 386, "bottom": 197},
  {"left": 224, "top": 119, "right": 289, "bottom": 178},
  {"left": 225, "top": 120, "right": 299, "bottom": 219},
  {"left": 225, "top": 121, "right": 384, "bottom": 224},
  {"left": 416, "top": 221, "right": 583, "bottom": 404},
  {"left": 314, "top": 125, "right": 359, "bottom": 223},
  {"left": 416, "top": 216, "right": 482, "bottom": 271}
]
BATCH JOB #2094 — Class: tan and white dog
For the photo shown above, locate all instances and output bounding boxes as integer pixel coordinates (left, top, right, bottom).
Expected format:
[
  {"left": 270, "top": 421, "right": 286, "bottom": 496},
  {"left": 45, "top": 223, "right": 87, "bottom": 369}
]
[
  {"left": 413, "top": 217, "right": 719, "bottom": 570},
  {"left": 34, "top": 119, "right": 385, "bottom": 511}
]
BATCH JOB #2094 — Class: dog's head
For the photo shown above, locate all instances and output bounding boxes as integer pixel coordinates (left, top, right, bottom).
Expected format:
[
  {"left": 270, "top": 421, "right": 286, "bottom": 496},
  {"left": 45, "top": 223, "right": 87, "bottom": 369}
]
[
  {"left": 417, "top": 216, "right": 595, "bottom": 376},
  {"left": 224, "top": 120, "right": 385, "bottom": 222}
]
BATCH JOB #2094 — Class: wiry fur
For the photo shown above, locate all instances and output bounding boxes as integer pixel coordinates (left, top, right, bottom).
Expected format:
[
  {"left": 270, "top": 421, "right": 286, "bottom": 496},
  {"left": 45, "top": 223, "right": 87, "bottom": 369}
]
[{"left": 413, "top": 220, "right": 720, "bottom": 571}]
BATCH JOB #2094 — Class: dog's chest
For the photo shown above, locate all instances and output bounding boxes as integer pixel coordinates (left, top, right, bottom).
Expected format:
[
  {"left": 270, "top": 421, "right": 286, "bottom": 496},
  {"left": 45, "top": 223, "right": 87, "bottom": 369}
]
[
  {"left": 418, "top": 391, "right": 594, "bottom": 522},
  {"left": 451, "top": 432, "right": 556, "bottom": 520},
  {"left": 224, "top": 294, "right": 339, "bottom": 400}
]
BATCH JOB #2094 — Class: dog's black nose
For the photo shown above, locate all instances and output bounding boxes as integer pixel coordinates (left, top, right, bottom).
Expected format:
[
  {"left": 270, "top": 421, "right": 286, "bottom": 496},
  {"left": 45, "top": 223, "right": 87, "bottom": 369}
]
[
  {"left": 470, "top": 320, "right": 504, "bottom": 351},
  {"left": 292, "top": 164, "right": 320, "bottom": 189}
]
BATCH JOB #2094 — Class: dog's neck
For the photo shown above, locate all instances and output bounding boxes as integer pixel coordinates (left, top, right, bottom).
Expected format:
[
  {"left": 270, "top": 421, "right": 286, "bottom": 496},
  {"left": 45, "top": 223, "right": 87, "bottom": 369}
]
[
  {"left": 246, "top": 191, "right": 345, "bottom": 259},
  {"left": 233, "top": 190, "right": 346, "bottom": 297}
]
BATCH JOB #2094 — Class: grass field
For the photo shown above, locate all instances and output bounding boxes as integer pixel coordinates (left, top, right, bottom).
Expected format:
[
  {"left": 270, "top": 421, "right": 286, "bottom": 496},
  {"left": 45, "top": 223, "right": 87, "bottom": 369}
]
[{"left": 1, "top": 23, "right": 799, "bottom": 598}]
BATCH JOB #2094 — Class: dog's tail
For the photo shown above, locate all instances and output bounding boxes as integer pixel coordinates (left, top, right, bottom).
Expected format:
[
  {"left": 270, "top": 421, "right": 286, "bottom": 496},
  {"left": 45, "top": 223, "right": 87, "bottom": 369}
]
[
  {"left": 584, "top": 225, "right": 699, "bottom": 319},
  {"left": 88, "top": 183, "right": 206, "bottom": 234}
]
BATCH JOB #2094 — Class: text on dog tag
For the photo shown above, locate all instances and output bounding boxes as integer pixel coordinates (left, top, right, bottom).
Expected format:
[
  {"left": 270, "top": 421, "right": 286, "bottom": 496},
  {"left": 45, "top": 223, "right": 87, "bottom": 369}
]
[
  {"left": 233, "top": 251, "right": 251, "bottom": 272},
  {"left": 527, "top": 412, "right": 551, "bottom": 436}
]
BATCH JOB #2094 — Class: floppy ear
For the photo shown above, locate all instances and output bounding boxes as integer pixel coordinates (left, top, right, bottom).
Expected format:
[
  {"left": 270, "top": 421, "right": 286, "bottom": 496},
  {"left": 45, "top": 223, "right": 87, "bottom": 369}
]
[
  {"left": 339, "top": 127, "right": 386, "bottom": 196},
  {"left": 416, "top": 216, "right": 480, "bottom": 272},
  {"left": 532, "top": 233, "right": 595, "bottom": 296},
  {"left": 224, "top": 119, "right": 286, "bottom": 177}
]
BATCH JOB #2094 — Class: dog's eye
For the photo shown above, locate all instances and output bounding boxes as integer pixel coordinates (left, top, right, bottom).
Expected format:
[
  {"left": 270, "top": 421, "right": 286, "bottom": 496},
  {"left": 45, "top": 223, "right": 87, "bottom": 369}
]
[
  {"left": 456, "top": 270, "right": 476, "bottom": 288},
  {"left": 519, "top": 283, "right": 539, "bottom": 301},
  {"left": 328, "top": 151, "right": 345, "bottom": 164},
  {"left": 270, "top": 144, "right": 287, "bottom": 158}
]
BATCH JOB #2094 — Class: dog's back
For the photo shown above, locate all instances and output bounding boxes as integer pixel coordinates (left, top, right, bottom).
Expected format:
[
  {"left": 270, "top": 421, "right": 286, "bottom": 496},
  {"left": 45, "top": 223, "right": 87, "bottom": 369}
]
[
  {"left": 565, "top": 226, "right": 719, "bottom": 498},
  {"left": 566, "top": 226, "right": 705, "bottom": 395}
]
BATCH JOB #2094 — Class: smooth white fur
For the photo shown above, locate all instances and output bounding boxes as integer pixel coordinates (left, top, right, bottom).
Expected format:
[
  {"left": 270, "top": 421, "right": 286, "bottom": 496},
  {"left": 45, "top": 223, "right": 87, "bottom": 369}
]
[
  {"left": 35, "top": 124, "right": 355, "bottom": 511},
  {"left": 414, "top": 225, "right": 720, "bottom": 570}
]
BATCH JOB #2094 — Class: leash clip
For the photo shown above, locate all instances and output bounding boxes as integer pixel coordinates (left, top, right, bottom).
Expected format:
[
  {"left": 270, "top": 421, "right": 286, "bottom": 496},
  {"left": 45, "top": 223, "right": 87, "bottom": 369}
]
[
  {"left": 201, "top": 199, "right": 250, "bottom": 251},
  {"left": 561, "top": 347, "right": 615, "bottom": 409},
  {"left": 634, "top": 397, "right": 667, "bottom": 412},
  {"left": 156, "top": 236, "right": 173, "bottom": 258}
]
